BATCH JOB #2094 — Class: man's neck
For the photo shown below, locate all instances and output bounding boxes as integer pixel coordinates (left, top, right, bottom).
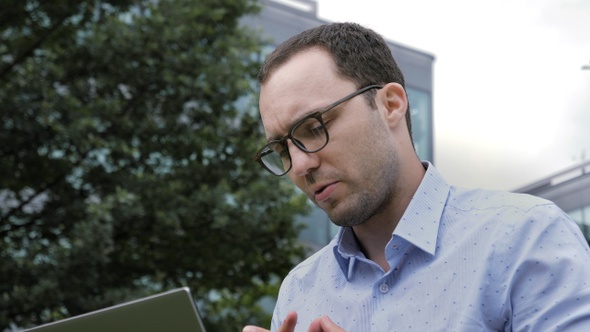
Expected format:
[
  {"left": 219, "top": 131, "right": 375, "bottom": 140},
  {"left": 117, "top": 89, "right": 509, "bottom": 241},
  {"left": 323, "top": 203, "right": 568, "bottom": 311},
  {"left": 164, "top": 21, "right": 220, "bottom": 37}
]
[
  {"left": 352, "top": 161, "right": 426, "bottom": 272},
  {"left": 352, "top": 207, "right": 401, "bottom": 272},
  {"left": 353, "top": 225, "right": 393, "bottom": 271}
]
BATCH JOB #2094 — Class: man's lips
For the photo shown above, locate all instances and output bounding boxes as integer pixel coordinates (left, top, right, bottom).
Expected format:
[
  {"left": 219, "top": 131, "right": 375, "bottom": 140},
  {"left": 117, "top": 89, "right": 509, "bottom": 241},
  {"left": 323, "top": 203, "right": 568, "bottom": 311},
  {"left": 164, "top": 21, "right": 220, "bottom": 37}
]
[{"left": 313, "top": 182, "right": 338, "bottom": 202}]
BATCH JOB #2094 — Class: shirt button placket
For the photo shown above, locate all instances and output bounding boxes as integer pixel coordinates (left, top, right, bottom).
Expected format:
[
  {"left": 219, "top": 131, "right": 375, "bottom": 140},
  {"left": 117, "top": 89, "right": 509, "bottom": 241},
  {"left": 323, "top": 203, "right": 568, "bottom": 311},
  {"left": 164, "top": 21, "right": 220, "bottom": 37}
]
[{"left": 379, "top": 283, "right": 389, "bottom": 294}]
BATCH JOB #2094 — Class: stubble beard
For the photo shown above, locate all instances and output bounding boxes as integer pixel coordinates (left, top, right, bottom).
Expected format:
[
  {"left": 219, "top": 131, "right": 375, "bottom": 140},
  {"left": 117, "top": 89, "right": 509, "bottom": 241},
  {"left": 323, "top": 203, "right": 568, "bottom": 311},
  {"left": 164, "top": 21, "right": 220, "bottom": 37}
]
[{"left": 327, "top": 153, "right": 399, "bottom": 228}]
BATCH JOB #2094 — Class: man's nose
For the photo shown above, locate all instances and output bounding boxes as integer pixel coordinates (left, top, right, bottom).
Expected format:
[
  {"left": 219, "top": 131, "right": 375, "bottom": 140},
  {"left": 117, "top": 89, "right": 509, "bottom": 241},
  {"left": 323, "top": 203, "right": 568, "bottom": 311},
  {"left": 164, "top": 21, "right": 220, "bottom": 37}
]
[{"left": 288, "top": 140, "right": 320, "bottom": 177}]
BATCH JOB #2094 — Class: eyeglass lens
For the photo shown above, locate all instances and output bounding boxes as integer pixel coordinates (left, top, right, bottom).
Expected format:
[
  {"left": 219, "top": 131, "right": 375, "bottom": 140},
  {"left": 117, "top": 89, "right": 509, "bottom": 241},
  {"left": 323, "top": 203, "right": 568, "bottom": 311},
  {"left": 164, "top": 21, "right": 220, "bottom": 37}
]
[{"left": 260, "top": 116, "right": 328, "bottom": 175}]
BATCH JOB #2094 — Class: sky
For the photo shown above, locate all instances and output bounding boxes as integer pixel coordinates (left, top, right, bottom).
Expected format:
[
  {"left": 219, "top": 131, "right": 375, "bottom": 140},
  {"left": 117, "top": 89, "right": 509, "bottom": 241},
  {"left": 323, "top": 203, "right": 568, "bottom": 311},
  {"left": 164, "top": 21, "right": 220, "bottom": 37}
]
[{"left": 316, "top": 0, "right": 590, "bottom": 191}]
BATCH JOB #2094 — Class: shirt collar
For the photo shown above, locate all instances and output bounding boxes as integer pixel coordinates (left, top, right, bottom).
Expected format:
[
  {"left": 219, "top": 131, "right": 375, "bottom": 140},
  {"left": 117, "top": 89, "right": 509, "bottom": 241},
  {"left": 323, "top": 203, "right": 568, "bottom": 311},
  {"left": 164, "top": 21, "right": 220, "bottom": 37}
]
[
  {"left": 393, "top": 162, "right": 450, "bottom": 255},
  {"left": 333, "top": 162, "right": 451, "bottom": 276}
]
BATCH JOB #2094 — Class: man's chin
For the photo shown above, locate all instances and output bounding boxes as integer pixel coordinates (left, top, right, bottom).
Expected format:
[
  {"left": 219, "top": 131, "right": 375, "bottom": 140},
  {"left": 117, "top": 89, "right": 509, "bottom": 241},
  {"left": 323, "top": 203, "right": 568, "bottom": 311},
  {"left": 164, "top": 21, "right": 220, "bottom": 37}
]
[{"left": 324, "top": 204, "right": 362, "bottom": 228}]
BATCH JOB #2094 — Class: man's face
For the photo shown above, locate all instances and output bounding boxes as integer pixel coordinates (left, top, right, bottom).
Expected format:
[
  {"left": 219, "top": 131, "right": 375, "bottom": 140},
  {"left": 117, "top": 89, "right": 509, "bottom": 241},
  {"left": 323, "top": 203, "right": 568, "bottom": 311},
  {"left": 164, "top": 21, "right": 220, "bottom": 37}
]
[{"left": 259, "top": 48, "right": 401, "bottom": 227}]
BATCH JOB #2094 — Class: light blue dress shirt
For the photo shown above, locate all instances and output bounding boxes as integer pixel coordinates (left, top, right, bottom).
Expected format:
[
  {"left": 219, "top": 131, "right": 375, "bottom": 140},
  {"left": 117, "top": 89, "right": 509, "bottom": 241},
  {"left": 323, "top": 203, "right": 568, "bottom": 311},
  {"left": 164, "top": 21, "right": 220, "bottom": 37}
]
[{"left": 271, "top": 163, "right": 590, "bottom": 331}]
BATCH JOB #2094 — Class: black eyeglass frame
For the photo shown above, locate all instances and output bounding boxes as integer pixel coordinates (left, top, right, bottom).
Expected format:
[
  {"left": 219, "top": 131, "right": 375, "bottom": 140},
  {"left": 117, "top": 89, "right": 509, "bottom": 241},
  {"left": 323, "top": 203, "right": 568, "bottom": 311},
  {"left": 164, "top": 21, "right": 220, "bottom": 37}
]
[{"left": 254, "top": 84, "right": 383, "bottom": 176}]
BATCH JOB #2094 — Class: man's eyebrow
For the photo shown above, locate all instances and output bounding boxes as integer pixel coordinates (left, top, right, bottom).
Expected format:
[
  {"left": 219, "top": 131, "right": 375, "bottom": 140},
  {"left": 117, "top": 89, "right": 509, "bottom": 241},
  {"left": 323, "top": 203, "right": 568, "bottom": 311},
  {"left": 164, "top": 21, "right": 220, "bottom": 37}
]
[{"left": 266, "top": 107, "right": 324, "bottom": 143}]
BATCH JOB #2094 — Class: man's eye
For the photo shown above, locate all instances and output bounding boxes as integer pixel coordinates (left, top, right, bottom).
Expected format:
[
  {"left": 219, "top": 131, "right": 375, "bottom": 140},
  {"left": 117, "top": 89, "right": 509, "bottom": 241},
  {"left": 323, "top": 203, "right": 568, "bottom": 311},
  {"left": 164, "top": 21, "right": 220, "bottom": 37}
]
[
  {"left": 301, "top": 122, "right": 325, "bottom": 137},
  {"left": 310, "top": 124, "right": 324, "bottom": 134}
]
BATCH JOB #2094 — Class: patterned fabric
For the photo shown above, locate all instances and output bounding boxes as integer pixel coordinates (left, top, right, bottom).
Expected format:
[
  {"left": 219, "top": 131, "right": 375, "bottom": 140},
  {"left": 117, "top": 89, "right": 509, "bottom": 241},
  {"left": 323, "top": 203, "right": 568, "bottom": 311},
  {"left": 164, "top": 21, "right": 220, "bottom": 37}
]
[{"left": 272, "top": 162, "right": 590, "bottom": 331}]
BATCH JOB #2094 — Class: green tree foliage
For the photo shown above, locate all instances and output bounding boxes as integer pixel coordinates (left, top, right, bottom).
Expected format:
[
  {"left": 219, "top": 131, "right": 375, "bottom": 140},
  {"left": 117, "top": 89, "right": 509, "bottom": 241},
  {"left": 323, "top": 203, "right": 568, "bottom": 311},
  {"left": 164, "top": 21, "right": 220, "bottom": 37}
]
[{"left": 0, "top": 0, "right": 308, "bottom": 330}]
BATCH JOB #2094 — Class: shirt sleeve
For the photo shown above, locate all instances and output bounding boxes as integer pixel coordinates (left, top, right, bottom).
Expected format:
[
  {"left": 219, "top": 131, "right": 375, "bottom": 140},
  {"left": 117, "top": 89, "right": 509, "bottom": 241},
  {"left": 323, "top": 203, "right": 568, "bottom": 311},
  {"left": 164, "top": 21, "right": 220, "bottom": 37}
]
[
  {"left": 270, "top": 272, "right": 293, "bottom": 332},
  {"left": 270, "top": 303, "right": 282, "bottom": 332},
  {"left": 498, "top": 203, "right": 590, "bottom": 331}
]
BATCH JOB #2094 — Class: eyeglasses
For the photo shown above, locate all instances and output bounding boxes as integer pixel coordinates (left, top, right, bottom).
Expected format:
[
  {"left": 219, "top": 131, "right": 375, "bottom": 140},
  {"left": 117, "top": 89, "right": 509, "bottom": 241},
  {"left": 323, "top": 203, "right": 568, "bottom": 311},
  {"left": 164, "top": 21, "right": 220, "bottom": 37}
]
[{"left": 254, "top": 85, "right": 383, "bottom": 176}]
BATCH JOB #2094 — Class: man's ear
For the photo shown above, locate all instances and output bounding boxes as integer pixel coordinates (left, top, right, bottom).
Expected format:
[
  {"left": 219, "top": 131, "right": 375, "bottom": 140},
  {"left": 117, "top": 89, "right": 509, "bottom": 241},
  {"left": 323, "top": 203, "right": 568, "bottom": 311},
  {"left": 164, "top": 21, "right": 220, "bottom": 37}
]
[{"left": 379, "top": 82, "right": 408, "bottom": 130}]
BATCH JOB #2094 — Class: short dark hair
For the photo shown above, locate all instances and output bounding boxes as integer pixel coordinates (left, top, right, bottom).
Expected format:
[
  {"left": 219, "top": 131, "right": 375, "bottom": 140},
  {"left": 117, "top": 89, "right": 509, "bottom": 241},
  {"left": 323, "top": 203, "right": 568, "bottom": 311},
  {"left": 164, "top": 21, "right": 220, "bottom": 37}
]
[{"left": 258, "top": 22, "right": 412, "bottom": 139}]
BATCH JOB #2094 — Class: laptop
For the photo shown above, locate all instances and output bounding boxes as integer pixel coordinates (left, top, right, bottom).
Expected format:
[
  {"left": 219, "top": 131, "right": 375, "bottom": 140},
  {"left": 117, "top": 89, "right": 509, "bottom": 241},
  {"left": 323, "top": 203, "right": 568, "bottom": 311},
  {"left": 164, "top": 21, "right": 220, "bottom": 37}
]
[{"left": 24, "top": 287, "right": 206, "bottom": 332}]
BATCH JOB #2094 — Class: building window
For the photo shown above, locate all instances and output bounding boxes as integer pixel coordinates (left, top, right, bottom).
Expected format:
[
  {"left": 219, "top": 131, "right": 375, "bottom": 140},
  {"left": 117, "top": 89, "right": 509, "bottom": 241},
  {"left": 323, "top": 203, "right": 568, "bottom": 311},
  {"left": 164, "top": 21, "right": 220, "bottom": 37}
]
[
  {"left": 407, "top": 87, "right": 432, "bottom": 162},
  {"left": 568, "top": 204, "right": 590, "bottom": 239}
]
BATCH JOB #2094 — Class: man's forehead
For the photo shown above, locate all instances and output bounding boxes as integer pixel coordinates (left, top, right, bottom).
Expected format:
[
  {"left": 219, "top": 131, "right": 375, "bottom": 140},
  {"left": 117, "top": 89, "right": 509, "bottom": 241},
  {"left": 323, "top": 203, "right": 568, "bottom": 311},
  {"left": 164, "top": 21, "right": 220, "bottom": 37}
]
[
  {"left": 257, "top": 48, "right": 357, "bottom": 139},
  {"left": 266, "top": 48, "right": 335, "bottom": 86}
]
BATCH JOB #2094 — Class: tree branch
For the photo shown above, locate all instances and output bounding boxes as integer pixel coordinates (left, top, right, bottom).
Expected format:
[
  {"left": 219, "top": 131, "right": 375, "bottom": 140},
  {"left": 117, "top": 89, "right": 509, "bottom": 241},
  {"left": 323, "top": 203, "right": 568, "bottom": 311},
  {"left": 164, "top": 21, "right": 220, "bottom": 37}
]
[{"left": 0, "top": 12, "right": 71, "bottom": 80}]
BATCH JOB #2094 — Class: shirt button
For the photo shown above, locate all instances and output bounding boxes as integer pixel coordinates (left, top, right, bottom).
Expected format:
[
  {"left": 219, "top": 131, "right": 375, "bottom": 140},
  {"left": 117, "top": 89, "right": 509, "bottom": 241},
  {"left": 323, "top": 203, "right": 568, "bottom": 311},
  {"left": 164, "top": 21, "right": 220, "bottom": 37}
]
[{"left": 379, "top": 283, "right": 389, "bottom": 293}]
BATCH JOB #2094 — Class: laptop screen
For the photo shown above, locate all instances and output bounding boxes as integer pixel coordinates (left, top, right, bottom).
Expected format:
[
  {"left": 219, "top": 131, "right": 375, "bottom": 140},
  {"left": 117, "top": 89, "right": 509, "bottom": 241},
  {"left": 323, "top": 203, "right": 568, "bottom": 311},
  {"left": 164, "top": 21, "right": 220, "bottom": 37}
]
[{"left": 24, "top": 287, "right": 206, "bottom": 332}]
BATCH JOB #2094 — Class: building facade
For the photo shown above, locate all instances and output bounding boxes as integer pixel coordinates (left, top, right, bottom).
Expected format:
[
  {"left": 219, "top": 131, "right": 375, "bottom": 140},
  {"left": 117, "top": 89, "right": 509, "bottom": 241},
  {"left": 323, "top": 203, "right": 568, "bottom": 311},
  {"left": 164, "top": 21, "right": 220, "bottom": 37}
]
[
  {"left": 243, "top": 0, "right": 435, "bottom": 250},
  {"left": 515, "top": 160, "right": 590, "bottom": 244}
]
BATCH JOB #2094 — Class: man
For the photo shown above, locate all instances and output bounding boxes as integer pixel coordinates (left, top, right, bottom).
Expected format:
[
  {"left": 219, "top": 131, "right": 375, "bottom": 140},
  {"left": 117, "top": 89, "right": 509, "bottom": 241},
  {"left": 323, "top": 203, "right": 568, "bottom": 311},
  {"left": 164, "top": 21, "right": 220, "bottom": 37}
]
[{"left": 243, "top": 22, "right": 590, "bottom": 331}]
